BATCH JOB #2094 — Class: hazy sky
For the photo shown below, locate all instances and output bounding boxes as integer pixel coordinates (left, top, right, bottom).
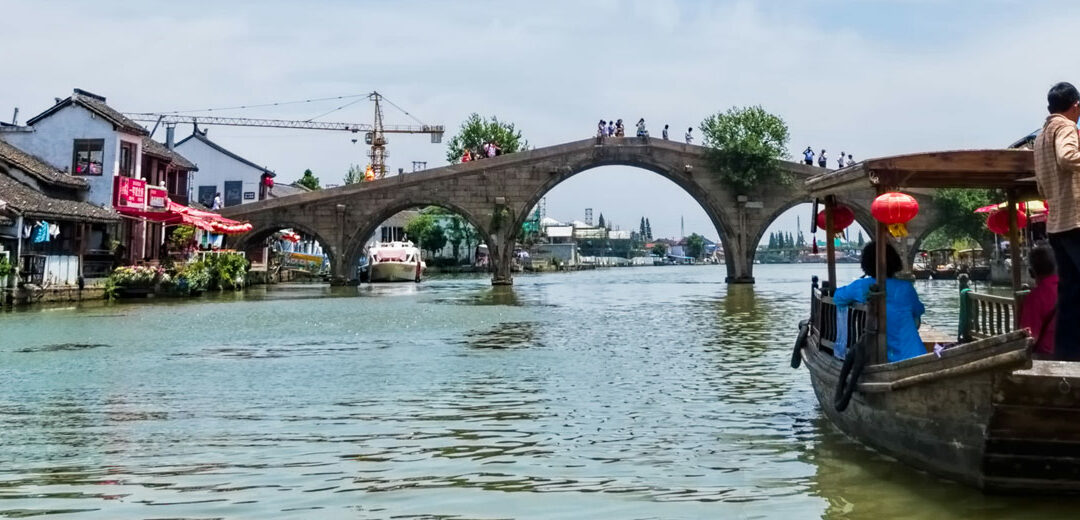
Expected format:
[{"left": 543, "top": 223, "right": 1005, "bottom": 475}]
[{"left": 2, "top": 0, "right": 1077, "bottom": 243}]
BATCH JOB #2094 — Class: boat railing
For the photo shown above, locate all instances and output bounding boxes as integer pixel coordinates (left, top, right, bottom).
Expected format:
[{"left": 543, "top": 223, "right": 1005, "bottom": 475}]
[
  {"left": 811, "top": 279, "right": 868, "bottom": 354},
  {"left": 959, "top": 276, "right": 1029, "bottom": 342}
]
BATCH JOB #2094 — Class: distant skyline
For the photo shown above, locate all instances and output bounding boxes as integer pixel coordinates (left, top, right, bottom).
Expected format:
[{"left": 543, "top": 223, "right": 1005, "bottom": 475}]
[{"left": 1, "top": 0, "right": 1074, "bottom": 243}]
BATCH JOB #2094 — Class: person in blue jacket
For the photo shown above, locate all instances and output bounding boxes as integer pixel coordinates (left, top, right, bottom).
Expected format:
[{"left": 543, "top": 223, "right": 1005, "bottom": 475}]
[{"left": 833, "top": 241, "right": 926, "bottom": 362}]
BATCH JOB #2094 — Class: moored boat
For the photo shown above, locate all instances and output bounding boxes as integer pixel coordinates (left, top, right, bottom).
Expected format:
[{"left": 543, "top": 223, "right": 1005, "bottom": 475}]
[
  {"left": 367, "top": 240, "right": 425, "bottom": 283},
  {"left": 793, "top": 149, "right": 1080, "bottom": 493},
  {"left": 912, "top": 250, "right": 932, "bottom": 279}
]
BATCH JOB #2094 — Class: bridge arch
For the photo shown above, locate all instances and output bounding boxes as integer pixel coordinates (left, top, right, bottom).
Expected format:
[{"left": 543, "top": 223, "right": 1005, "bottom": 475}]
[
  {"left": 507, "top": 156, "right": 739, "bottom": 281},
  {"left": 342, "top": 198, "right": 495, "bottom": 281},
  {"left": 234, "top": 220, "right": 340, "bottom": 280}
]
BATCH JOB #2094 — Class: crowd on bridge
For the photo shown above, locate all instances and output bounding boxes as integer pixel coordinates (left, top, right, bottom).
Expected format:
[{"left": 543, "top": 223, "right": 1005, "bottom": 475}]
[
  {"left": 460, "top": 141, "right": 502, "bottom": 163},
  {"left": 595, "top": 118, "right": 694, "bottom": 144},
  {"left": 803, "top": 147, "right": 854, "bottom": 169}
]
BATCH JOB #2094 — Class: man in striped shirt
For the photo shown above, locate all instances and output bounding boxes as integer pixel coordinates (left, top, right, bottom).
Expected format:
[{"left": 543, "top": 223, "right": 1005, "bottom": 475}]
[{"left": 1034, "top": 82, "right": 1080, "bottom": 359}]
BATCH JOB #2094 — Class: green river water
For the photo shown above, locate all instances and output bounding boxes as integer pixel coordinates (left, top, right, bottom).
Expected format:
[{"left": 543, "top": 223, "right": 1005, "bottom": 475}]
[{"left": 1, "top": 264, "right": 1078, "bottom": 519}]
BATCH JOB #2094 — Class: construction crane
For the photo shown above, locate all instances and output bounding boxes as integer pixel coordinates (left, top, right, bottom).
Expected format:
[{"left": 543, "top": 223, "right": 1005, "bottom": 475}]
[{"left": 126, "top": 92, "right": 443, "bottom": 179}]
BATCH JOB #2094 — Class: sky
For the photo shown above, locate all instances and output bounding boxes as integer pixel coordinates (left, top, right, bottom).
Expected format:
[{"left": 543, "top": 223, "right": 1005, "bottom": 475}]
[{"left": 2, "top": 0, "right": 1079, "bottom": 244}]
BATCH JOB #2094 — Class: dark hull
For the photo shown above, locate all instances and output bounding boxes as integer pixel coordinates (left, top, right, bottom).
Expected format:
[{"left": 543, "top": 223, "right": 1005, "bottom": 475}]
[
  {"left": 800, "top": 331, "right": 1080, "bottom": 492},
  {"left": 967, "top": 266, "right": 991, "bottom": 281},
  {"left": 932, "top": 268, "right": 957, "bottom": 280},
  {"left": 912, "top": 268, "right": 932, "bottom": 280}
]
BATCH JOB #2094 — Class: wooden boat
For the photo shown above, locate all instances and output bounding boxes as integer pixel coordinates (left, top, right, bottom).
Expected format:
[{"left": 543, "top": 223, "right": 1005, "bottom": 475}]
[
  {"left": 794, "top": 150, "right": 1080, "bottom": 493},
  {"left": 957, "top": 248, "right": 992, "bottom": 281},
  {"left": 929, "top": 248, "right": 958, "bottom": 280},
  {"left": 912, "top": 250, "right": 932, "bottom": 279}
]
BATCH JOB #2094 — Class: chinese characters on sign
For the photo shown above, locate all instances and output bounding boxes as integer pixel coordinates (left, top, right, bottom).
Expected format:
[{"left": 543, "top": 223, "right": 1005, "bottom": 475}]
[
  {"left": 146, "top": 186, "right": 169, "bottom": 210},
  {"left": 113, "top": 176, "right": 146, "bottom": 209}
]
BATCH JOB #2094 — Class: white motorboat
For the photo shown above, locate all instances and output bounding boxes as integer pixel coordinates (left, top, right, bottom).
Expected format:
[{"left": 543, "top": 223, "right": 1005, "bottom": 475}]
[{"left": 367, "top": 241, "right": 425, "bottom": 283}]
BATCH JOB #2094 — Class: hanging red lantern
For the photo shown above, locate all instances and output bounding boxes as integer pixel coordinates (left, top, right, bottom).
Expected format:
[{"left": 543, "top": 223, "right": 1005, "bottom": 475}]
[
  {"left": 871, "top": 192, "right": 919, "bottom": 237},
  {"left": 816, "top": 204, "right": 856, "bottom": 233},
  {"left": 986, "top": 209, "right": 1028, "bottom": 236}
]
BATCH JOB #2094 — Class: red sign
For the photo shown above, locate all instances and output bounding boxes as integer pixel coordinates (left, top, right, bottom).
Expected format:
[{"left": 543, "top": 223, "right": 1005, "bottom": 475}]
[
  {"left": 113, "top": 176, "right": 146, "bottom": 210},
  {"left": 146, "top": 185, "right": 169, "bottom": 210}
]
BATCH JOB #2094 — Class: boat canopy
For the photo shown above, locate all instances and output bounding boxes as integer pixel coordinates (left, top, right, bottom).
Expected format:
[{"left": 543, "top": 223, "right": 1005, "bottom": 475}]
[{"left": 804, "top": 149, "right": 1037, "bottom": 198}]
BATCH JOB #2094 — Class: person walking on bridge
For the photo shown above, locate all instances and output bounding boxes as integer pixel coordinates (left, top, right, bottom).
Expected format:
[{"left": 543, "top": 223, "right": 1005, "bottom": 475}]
[
  {"left": 607, "top": 120, "right": 615, "bottom": 137},
  {"left": 636, "top": 118, "right": 648, "bottom": 138},
  {"left": 597, "top": 120, "right": 606, "bottom": 138},
  {"left": 662, "top": 124, "right": 669, "bottom": 140},
  {"left": 818, "top": 149, "right": 828, "bottom": 168},
  {"left": 1034, "top": 81, "right": 1080, "bottom": 360},
  {"left": 803, "top": 146, "right": 815, "bottom": 165},
  {"left": 685, "top": 127, "right": 693, "bottom": 144}
]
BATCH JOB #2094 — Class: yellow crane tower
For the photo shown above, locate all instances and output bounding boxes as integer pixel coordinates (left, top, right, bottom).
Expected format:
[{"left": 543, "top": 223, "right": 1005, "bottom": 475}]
[{"left": 127, "top": 91, "right": 443, "bottom": 179}]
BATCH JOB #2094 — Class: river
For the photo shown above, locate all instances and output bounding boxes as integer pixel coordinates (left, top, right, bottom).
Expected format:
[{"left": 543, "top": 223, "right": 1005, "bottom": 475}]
[{"left": 0, "top": 264, "right": 1076, "bottom": 519}]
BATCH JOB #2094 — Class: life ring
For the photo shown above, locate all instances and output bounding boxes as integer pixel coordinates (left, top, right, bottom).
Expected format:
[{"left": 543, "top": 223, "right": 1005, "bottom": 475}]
[
  {"left": 791, "top": 319, "right": 809, "bottom": 369},
  {"left": 834, "top": 335, "right": 868, "bottom": 412}
]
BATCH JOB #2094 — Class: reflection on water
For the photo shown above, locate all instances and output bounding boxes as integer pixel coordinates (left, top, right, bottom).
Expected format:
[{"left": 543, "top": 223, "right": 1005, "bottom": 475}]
[{"left": 0, "top": 264, "right": 1072, "bottom": 518}]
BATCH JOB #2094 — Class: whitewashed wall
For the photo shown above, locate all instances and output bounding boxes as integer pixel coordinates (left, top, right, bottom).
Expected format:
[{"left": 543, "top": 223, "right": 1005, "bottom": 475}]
[{"left": 174, "top": 137, "right": 265, "bottom": 207}]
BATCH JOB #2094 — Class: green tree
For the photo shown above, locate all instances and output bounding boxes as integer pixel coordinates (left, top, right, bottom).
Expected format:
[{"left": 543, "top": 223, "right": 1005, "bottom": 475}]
[
  {"left": 699, "top": 105, "right": 790, "bottom": 192},
  {"left": 640, "top": 217, "right": 647, "bottom": 238},
  {"left": 651, "top": 242, "right": 668, "bottom": 257},
  {"left": 857, "top": 230, "right": 865, "bottom": 247},
  {"left": 645, "top": 218, "right": 653, "bottom": 240},
  {"left": 797, "top": 230, "right": 806, "bottom": 248},
  {"left": 404, "top": 213, "right": 448, "bottom": 257},
  {"left": 598, "top": 213, "right": 606, "bottom": 229},
  {"left": 932, "top": 188, "right": 996, "bottom": 249},
  {"left": 344, "top": 164, "right": 364, "bottom": 184},
  {"left": 685, "top": 233, "right": 706, "bottom": 259},
  {"left": 296, "top": 169, "right": 321, "bottom": 190},
  {"left": 446, "top": 113, "right": 528, "bottom": 164}
]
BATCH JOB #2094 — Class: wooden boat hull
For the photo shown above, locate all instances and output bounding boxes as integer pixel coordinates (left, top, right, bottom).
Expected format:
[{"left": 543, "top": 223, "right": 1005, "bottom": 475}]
[
  {"left": 932, "top": 268, "right": 957, "bottom": 280},
  {"left": 968, "top": 266, "right": 991, "bottom": 281},
  {"left": 799, "top": 331, "right": 1075, "bottom": 492},
  {"left": 912, "top": 268, "right": 932, "bottom": 280}
]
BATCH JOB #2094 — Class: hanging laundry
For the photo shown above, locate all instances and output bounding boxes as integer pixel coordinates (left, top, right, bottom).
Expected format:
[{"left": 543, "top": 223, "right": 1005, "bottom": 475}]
[
  {"left": 21, "top": 225, "right": 31, "bottom": 239},
  {"left": 32, "top": 221, "right": 50, "bottom": 243},
  {"left": 48, "top": 223, "right": 60, "bottom": 238}
]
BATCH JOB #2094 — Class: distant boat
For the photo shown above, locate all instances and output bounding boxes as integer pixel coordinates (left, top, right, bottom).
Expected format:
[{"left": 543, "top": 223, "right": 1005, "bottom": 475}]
[{"left": 367, "top": 241, "right": 425, "bottom": 283}]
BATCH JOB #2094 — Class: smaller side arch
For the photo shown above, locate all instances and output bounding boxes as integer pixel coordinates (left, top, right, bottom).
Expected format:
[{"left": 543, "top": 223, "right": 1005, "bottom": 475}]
[{"left": 232, "top": 221, "right": 341, "bottom": 280}]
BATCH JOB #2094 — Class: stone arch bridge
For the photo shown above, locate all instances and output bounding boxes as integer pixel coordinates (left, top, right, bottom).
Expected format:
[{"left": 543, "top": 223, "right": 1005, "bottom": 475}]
[{"left": 221, "top": 137, "right": 942, "bottom": 285}]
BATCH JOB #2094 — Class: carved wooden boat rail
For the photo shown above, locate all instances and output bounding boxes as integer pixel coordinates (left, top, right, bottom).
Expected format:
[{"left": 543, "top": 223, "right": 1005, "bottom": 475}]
[
  {"left": 811, "top": 286, "right": 867, "bottom": 354},
  {"left": 960, "top": 289, "right": 1028, "bottom": 342}
]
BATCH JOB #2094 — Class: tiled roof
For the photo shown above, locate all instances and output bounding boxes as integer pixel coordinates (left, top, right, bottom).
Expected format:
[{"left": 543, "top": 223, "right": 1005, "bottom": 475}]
[
  {"left": 26, "top": 88, "right": 148, "bottom": 136},
  {"left": 175, "top": 129, "right": 274, "bottom": 175},
  {"left": 0, "top": 139, "right": 87, "bottom": 189},
  {"left": 0, "top": 169, "right": 117, "bottom": 223},
  {"left": 141, "top": 137, "right": 198, "bottom": 170},
  {"left": 269, "top": 182, "right": 309, "bottom": 198}
]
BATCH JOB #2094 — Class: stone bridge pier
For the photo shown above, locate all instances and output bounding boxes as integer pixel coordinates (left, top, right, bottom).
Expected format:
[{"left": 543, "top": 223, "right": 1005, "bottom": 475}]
[{"left": 221, "top": 137, "right": 945, "bottom": 286}]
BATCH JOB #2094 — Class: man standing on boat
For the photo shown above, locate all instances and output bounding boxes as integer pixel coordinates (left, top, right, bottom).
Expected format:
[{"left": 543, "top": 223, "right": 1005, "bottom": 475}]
[{"left": 1034, "top": 82, "right": 1080, "bottom": 360}]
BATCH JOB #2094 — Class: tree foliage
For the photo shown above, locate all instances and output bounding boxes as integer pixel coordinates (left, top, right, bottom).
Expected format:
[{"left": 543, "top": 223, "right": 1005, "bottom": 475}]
[
  {"left": 344, "top": 164, "right": 364, "bottom": 185},
  {"left": 446, "top": 113, "right": 527, "bottom": 164},
  {"left": 405, "top": 213, "right": 448, "bottom": 257},
  {"left": 297, "top": 169, "right": 321, "bottom": 190},
  {"left": 651, "top": 243, "right": 668, "bottom": 257},
  {"left": 930, "top": 188, "right": 995, "bottom": 247},
  {"left": 685, "top": 233, "right": 706, "bottom": 259},
  {"left": 699, "top": 105, "right": 790, "bottom": 193}
]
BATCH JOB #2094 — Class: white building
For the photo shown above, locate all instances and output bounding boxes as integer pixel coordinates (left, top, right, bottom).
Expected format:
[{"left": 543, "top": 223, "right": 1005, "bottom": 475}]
[
  {"left": 174, "top": 127, "right": 275, "bottom": 208},
  {"left": 1, "top": 88, "right": 148, "bottom": 207}
]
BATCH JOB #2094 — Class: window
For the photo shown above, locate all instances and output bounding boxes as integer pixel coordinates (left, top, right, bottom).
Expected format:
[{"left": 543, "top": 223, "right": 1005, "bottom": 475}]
[
  {"left": 119, "top": 141, "right": 136, "bottom": 177},
  {"left": 72, "top": 139, "right": 104, "bottom": 175}
]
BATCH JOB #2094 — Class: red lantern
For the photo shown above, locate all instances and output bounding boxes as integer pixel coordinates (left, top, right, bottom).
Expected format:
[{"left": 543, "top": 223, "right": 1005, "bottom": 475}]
[
  {"left": 871, "top": 192, "right": 919, "bottom": 237},
  {"left": 986, "top": 209, "right": 1028, "bottom": 236},
  {"left": 816, "top": 204, "right": 855, "bottom": 233}
]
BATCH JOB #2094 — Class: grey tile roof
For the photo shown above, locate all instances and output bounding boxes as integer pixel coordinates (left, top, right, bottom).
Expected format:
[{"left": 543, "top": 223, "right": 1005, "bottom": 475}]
[
  {"left": 26, "top": 89, "right": 148, "bottom": 136},
  {"left": 0, "top": 169, "right": 117, "bottom": 223},
  {"left": 0, "top": 139, "right": 88, "bottom": 189},
  {"left": 141, "top": 137, "right": 198, "bottom": 170},
  {"left": 268, "top": 182, "right": 309, "bottom": 198}
]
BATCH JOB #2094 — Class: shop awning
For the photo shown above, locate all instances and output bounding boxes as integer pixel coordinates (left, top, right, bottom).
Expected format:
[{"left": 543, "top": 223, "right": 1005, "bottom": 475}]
[{"left": 118, "top": 200, "right": 253, "bottom": 235}]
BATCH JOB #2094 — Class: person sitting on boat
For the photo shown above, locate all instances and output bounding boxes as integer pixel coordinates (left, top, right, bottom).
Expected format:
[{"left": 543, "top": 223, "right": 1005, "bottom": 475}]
[
  {"left": 1020, "top": 246, "right": 1058, "bottom": 359},
  {"left": 833, "top": 241, "right": 925, "bottom": 362}
]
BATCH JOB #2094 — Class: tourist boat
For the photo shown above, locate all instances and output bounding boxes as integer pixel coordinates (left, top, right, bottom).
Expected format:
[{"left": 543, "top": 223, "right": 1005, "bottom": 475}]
[
  {"left": 957, "top": 248, "right": 991, "bottom": 281},
  {"left": 912, "top": 250, "right": 932, "bottom": 279},
  {"left": 928, "top": 248, "right": 957, "bottom": 280},
  {"left": 793, "top": 150, "right": 1080, "bottom": 493},
  {"left": 366, "top": 240, "right": 425, "bottom": 283}
]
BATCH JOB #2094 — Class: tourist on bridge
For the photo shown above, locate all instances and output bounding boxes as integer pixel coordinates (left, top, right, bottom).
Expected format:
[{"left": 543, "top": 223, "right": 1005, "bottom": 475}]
[
  {"left": 636, "top": 118, "right": 648, "bottom": 138},
  {"left": 818, "top": 149, "right": 828, "bottom": 168},
  {"left": 615, "top": 119, "right": 625, "bottom": 137},
  {"left": 847, "top": 153, "right": 854, "bottom": 165},
  {"left": 838, "top": 151, "right": 846, "bottom": 169},
  {"left": 685, "top": 127, "right": 693, "bottom": 144},
  {"left": 1020, "top": 246, "right": 1058, "bottom": 359},
  {"left": 211, "top": 192, "right": 222, "bottom": 210},
  {"left": 833, "top": 241, "right": 925, "bottom": 362},
  {"left": 607, "top": 120, "right": 615, "bottom": 137},
  {"left": 1034, "top": 81, "right": 1080, "bottom": 360},
  {"left": 803, "top": 146, "right": 815, "bottom": 165},
  {"left": 663, "top": 124, "right": 669, "bottom": 140},
  {"left": 597, "top": 120, "right": 606, "bottom": 138},
  {"left": 461, "top": 149, "right": 472, "bottom": 163}
]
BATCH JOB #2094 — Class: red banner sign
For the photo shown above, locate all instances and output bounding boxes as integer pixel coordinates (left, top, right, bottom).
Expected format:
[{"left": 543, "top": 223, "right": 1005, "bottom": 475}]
[
  {"left": 114, "top": 176, "right": 146, "bottom": 209},
  {"left": 146, "top": 185, "right": 169, "bottom": 210}
]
